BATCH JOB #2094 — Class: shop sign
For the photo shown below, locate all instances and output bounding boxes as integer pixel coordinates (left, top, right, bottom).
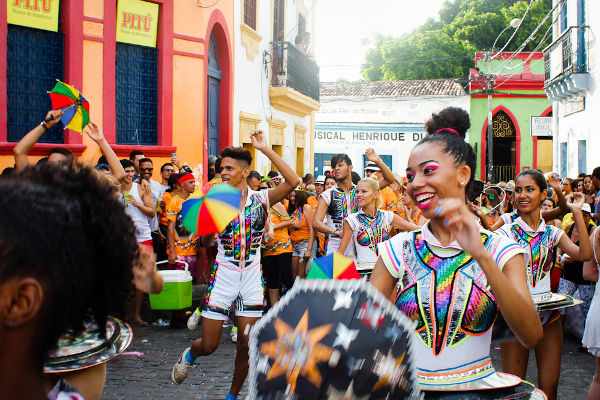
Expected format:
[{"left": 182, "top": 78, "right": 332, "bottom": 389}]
[
  {"left": 116, "top": 0, "right": 159, "bottom": 48},
  {"left": 530, "top": 116, "right": 553, "bottom": 137},
  {"left": 315, "top": 130, "right": 425, "bottom": 146},
  {"left": 7, "top": 0, "right": 60, "bottom": 32}
]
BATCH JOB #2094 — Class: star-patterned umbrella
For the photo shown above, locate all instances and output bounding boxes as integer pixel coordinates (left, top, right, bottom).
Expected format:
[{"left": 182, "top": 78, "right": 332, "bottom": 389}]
[{"left": 248, "top": 279, "right": 421, "bottom": 399}]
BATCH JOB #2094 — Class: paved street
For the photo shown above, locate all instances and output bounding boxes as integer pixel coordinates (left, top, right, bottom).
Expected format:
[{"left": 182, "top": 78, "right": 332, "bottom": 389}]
[{"left": 102, "top": 286, "right": 597, "bottom": 399}]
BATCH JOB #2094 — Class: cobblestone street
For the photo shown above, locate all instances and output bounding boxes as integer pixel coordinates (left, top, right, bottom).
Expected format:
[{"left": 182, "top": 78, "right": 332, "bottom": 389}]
[{"left": 102, "top": 286, "right": 598, "bottom": 399}]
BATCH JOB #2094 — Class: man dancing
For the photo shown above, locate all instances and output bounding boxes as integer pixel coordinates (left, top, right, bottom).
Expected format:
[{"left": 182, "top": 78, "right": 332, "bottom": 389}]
[{"left": 172, "top": 131, "right": 300, "bottom": 400}]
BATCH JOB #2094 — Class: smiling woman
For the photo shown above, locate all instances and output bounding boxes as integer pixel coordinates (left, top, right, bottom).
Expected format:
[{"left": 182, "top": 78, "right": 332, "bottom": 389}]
[{"left": 370, "top": 108, "right": 543, "bottom": 392}]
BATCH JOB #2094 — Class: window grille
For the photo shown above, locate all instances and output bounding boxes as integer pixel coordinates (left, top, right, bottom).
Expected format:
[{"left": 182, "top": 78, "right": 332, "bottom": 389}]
[
  {"left": 115, "top": 42, "right": 158, "bottom": 145},
  {"left": 7, "top": 24, "right": 64, "bottom": 143},
  {"left": 244, "top": 0, "right": 257, "bottom": 30}
]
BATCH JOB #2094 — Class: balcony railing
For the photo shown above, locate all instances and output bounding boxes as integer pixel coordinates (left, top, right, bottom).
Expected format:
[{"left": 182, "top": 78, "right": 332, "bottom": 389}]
[
  {"left": 543, "top": 26, "right": 590, "bottom": 100},
  {"left": 271, "top": 41, "right": 320, "bottom": 102}
]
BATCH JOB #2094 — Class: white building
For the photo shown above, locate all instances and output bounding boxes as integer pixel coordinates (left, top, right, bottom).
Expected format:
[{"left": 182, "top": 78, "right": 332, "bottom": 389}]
[
  {"left": 314, "top": 80, "right": 469, "bottom": 176},
  {"left": 233, "top": 0, "right": 319, "bottom": 177},
  {"left": 545, "top": 0, "right": 599, "bottom": 176}
]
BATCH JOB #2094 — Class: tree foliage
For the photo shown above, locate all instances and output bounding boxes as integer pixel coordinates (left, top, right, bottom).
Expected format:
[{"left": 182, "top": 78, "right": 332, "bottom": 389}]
[{"left": 361, "top": 0, "right": 552, "bottom": 81}]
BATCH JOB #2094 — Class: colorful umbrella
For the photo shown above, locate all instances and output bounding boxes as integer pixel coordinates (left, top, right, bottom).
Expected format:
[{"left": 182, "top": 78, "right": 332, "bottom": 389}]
[
  {"left": 306, "top": 253, "right": 361, "bottom": 280},
  {"left": 180, "top": 183, "right": 241, "bottom": 236},
  {"left": 248, "top": 279, "right": 421, "bottom": 399},
  {"left": 47, "top": 80, "right": 90, "bottom": 132}
]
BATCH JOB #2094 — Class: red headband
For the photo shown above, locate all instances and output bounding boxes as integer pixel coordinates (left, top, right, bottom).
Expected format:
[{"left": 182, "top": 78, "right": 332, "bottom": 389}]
[
  {"left": 178, "top": 173, "right": 195, "bottom": 183},
  {"left": 434, "top": 128, "right": 460, "bottom": 135}
]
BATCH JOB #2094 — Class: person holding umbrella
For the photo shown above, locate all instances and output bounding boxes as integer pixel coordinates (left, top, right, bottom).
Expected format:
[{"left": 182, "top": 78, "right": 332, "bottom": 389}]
[
  {"left": 172, "top": 130, "right": 300, "bottom": 400},
  {"left": 370, "top": 112, "right": 543, "bottom": 392}
]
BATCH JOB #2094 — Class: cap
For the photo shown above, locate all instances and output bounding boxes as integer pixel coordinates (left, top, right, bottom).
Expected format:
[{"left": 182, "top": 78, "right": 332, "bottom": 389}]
[
  {"left": 315, "top": 175, "right": 326, "bottom": 184},
  {"left": 364, "top": 161, "right": 380, "bottom": 171},
  {"left": 505, "top": 181, "right": 515, "bottom": 192},
  {"left": 582, "top": 203, "right": 592, "bottom": 214}
]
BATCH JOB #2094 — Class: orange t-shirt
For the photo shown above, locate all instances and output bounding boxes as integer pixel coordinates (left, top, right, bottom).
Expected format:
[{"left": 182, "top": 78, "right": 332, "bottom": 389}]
[
  {"left": 307, "top": 195, "right": 318, "bottom": 209},
  {"left": 166, "top": 194, "right": 196, "bottom": 256},
  {"left": 206, "top": 177, "right": 223, "bottom": 186},
  {"left": 263, "top": 208, "right": 292, "bottom": 256},
  {"left": 158, "top": 191, "right": 174, "bottom": 226},
  {"left": 289, "top": 207, "right": 310, "bottom": 243},
  {"left": 380, "top": 186, "right": 398, "bottom": 212}
]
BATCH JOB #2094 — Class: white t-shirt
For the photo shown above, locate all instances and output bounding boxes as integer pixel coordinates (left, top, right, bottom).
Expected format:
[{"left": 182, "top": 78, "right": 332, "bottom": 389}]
[
  {"left": 345, "top": 209, "right": 394, "bottom": 271},
  {"left": 147, "top": 179, "right": 165, "bottom": 232},
  {"left": 123, "top": 182, "right": 152, "bottom": 243},
  {"left": 497, "top": 216, "right": 563, "bottom": 302},
  {"left": 378, "top": 222, "right": 525, "bottom": 383}
]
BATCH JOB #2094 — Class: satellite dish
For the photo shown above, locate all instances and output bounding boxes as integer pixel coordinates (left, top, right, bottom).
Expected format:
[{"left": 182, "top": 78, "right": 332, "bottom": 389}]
[{"left": 197, "top": 0, "right": 219, "bottom": 7}]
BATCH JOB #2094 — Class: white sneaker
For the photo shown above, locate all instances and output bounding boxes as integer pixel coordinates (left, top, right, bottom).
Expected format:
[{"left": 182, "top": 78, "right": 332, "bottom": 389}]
[
  {"left": 230, "top": 326, "right": 238, "bottom": 343},
  {"left": 172, "top": 348, "right": 194, "bottom": 384},
  {"left": 187, "top": 308, "right": 202, "bottom": 330}
]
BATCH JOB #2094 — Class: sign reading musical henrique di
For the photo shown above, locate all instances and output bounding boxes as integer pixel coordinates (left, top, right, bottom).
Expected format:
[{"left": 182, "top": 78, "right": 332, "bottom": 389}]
[
  {"left": 8, "top": 0, "right": 60, "bottom": 32},
  {"left": 116, "top": 0, "right": 159, "bottom": 48}
]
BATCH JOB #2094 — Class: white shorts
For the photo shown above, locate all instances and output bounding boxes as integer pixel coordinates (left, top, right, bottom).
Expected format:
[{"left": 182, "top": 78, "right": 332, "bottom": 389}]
[
  {"left": 202, "top": 262, "right": 264, "bottom": 320},
  {"left": 292, "top": 240, "right": 309, "bottom": 257}
]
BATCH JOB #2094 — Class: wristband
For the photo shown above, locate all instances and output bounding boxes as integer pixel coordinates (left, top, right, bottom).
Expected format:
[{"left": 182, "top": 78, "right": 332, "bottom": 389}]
[{"left": 40, "top": 121, "right": 49, "bottom": 131}]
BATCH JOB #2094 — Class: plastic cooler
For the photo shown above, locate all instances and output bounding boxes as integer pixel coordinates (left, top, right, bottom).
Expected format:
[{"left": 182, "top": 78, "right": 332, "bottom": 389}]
[{"left": 149, "top": 260, "right": 192, "bottom": 310}]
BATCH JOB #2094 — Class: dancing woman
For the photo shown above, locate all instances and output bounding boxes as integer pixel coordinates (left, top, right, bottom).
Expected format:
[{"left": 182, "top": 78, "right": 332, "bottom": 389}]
[
  {"left": 370, "top": 109, "right": 542, "bottom": 391},
  {"left": 497, "top": 170, "right": 592, "bottom": 400},
  {"left": 337, "top": 178, "right": 417, "bottom": 278},
  {"left": 287, "top": 189, "right": 315, "bottom": 279}
]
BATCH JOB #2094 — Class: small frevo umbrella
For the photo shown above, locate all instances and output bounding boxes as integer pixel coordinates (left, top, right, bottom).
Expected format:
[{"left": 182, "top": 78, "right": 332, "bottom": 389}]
[
  {"left": 180, "top": 183, "right": 241, "bottom": 236},
  {"left": 248, "top": 279, "right": 421, "bottom": 399},
  {"left": 47, "top": 80, "right": 90, "bottom": 132},
  {"left": 306, "top": 253, "right": 361, "bottom": 280}
]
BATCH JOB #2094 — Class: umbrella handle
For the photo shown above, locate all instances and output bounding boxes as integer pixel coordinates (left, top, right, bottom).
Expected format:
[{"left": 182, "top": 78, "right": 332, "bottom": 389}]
[{"left": 45, "top": 102, "right": 80, "bottom": 122}]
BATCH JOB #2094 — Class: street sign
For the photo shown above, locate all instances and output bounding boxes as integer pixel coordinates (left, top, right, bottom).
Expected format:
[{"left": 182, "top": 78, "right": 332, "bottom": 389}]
[{"left": 531, "top": 116, "right": 553, "bottom": 137}]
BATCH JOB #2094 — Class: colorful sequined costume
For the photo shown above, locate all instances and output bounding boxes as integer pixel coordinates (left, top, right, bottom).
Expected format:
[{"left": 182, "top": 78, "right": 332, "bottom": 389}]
[
  {"left": 345, "top": 209, "right": 394, "bottom": 277},
  {"left": 319, "top": 184, "right": 358, "bottom": 256},
  {"left": 378, "top": 222, "right": 525, "bottom": 388},
  {"left": 202, "top": 187, "right": 269, "bottom": 320}
]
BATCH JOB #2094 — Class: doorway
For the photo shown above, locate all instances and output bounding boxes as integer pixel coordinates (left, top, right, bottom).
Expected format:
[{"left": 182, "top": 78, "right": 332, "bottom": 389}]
[
  {"left": 491, "top": 110, "right": 516, "bottom": 183},
  {"left": 207, "top": 33, "right": 221, "bottom": 158}
]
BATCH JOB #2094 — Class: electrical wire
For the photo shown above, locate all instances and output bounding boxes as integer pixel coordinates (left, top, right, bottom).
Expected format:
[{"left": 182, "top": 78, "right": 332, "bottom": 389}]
[
  {"left": 320, "top": 55, "right": 473, "bottom": 68},
  {"left": 491, "top": 0, "right": 535, "bottom": 59}
]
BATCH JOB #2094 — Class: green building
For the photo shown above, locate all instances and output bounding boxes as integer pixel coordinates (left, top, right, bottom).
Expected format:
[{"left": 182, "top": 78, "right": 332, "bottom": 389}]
[{"left": 469, "top": 52, "right": 553, "bottom": 182}]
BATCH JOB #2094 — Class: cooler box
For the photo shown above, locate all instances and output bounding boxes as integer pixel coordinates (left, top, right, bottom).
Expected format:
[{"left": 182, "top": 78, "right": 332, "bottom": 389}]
[{"left": 149, "top": 261, "right": 192, "bottom": 310}]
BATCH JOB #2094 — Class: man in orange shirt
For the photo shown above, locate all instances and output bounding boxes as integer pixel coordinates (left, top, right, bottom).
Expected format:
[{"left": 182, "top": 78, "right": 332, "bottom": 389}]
[
  {"left": 206, "top": 157, "right": 223, "bottom": 186},
  {"left": 364, "top": 161, "right": 397, "bottom": 212}
]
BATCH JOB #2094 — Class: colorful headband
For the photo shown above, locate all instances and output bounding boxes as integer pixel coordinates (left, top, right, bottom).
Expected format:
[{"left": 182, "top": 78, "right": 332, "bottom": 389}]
[
  {"left": 434, "top": 128, "right": 460, "bottom": 135},
  {"left": 177, "top": 173, "right": 195, "bottom": 183}
]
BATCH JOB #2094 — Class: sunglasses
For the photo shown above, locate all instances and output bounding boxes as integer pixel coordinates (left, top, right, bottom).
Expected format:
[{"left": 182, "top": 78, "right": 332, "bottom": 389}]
[
  {"left": 163, "top": 169, "right": 175, "bottom": 173},
  {"left": 140, "top": 167, "right": 153, "bottom": 171}
]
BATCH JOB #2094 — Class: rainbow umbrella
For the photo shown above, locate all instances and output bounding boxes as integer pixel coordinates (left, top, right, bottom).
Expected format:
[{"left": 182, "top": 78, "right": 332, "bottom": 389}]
[
  {"left": 180, "top": 183, "right": 241, "bottom": 236},
  {"left": 47, "top": 80, "right": 90, "bottom": 132},
  {"left": 306, "top": 253, "right": 361, "bottom": 280}
]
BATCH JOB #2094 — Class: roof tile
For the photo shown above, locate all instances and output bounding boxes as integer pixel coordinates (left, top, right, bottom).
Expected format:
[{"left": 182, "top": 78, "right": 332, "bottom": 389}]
[{"left": 320, "top": 79, "right": 466, "bottom": 97}]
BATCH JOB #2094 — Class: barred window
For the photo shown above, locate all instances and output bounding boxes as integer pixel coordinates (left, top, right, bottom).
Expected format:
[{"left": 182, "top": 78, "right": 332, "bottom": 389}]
[
  {"left": 244, "top": 0, "right": 257, "bottom": 30},
  {"left": 115, "top": 42, "right": 158, "bottom": 145},
  {"left": 7, "top": 24, "right": 64, "bottom": 143}
]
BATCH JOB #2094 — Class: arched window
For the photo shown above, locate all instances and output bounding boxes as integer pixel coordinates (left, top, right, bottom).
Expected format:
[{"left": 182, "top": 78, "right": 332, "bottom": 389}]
[{"left": 492, "top": 110, "right": 516, "bottom": 138}]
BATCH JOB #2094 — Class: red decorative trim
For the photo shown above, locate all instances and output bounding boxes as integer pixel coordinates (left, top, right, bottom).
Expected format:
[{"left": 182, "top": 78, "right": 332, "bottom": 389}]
[
  {"left": 83, "top": 16, "right": 104, "bottom": 23},
  {"left": 474, "top": 51, "right": 544, "bottom": 61},
  {"left": 103, "top": 0, "right": 117, "bottom": 143},
  {"left": 480, "top": 105, "right": 521, "bottom": 180},
  {"left": 110, "top": 145, "right": 177, "bottom": 157},
  {"left": 84, "top": 35, "right": 104, "bottom": 43},
  {"left": 61, "top": 0, "right": 84, "bottom": 146},
  {"left": 203, "top": 9, "right": 233, "bottom": 183},
  {"left": 471, "top": 93, "right": 548, "bottom": 99},
  {"left": 174, "top": 50, "right": 204, "bottom": 59},
  {"left": 0, "top": 1, "right": 7, "bottom": 142},
  {"left": 174, "top": 33, "right": 205, "bottom": 43},
  {"left": 533, "top": 107, "right": 554, "bottom": 169},
  {"left": 0, "top": 142, "right": 87, "bottom": 156},
  {"left": 103, "top": 0, "right": 173, "bottom": 148}
]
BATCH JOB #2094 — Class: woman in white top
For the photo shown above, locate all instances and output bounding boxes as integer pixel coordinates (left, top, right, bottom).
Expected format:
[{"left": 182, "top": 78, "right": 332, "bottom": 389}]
[
  {"left": 337, "top": 178, "right": 417, "bottom": 278},
  {"left": 370, "top": 108, "right": 542, "bottom": 391}
]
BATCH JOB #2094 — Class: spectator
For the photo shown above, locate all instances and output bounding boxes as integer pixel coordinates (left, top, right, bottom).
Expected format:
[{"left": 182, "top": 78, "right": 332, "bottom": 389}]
[
  {"left": 207, "top": 157, "right": 222, "bottom": 186},
  {"left": 314, "top": 175, "right": 325, "bottom": 196},
  {"left": 592, "top": 167, "right": 600, "bottom": 224},
  {"left": 120, "top": 159, "right": 155, "bottom": 326},
  {"left": 129, "top": 150, "right": 144, "bottom": 179},
  {"left": 351, "top": 171, "right": 361, "bottom": 185},
  {"left": 247, "top": 170, "right": 262, "bottom": 191},
  {"left": 305, "top": 184, "right": 316, "bottom": 197},
  {"left": 160, "top": 163, "right": 176, "bottom": 191},
  {"left": 207, "top": 155, "right": 217, "bottom": 182},
  {"left": 267, "top": 170, "right": 282, "bottom": 186},
  {"left": 157, "top": 173, "right": 181, "bottom": 262},
  {"left": 13, "top": 109, "right": 76, "bottom": 171},
  {"left": 287, "top": 189, "right": 315, "bottom": 279},
  {"left": 363, "top": 160, "right": 397, "bottom": 212},
  {"left": 562, "top": 178, "right": 573, "bottom": 197},
  {"left": 302, "top": 173, "right": 314, "bottom": 187}
]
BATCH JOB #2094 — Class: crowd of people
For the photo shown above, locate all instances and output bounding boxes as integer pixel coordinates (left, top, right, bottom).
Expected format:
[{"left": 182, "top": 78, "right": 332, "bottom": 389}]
[{"left": 3, "top": 106, "right": 600, "bottom": 400}]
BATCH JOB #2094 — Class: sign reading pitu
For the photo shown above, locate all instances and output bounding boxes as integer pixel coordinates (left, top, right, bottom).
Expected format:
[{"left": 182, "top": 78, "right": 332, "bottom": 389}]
[
  {"left": 116, "top": 0, "right": 159, "bottom": 48},
  {"left": 7, "top": 0, "right": 60, "bottom": 32}
]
